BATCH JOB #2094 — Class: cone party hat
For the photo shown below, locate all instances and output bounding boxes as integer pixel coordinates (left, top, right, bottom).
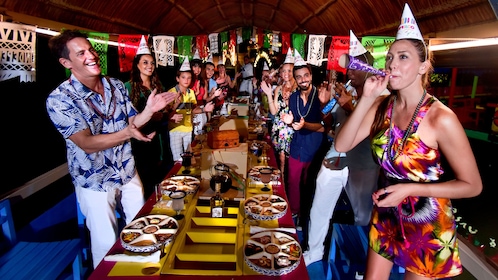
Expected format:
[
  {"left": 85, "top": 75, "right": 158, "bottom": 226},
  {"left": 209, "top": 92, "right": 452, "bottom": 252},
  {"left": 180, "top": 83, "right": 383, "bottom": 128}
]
[
  {"left": 349, "top": 30, "right": 368, "bottom": 57},
  {"left": 396, "top": 3, "right": 424, "bottom": 41},
  {"left": 179, "top": 56, "right": 191, "bottom": 72},
  {"left": 294, "top": 49, "right": 306, "bottom": 67},
  {"left": 136, "top": 35, "right": 151, "bottom": 55},
  {"left": 283, "top": 47, "right": 294, "bottom": 64}
]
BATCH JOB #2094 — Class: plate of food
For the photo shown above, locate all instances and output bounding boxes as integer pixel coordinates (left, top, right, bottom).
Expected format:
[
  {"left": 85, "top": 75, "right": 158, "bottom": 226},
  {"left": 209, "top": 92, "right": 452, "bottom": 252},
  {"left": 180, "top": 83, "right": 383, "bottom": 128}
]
[
  {"left": 244, "top": 231, "right": 301, "bottom": 276},
  {"left": 120, "top": 215, "right": 179, "bottom": 253},
  {"left": 248, "top": 166, "right": 281, "bottom": 182},
  {"left": 159, "top": 175, "right": 200, "bottom": 194},
  {"left": 243, "top": 194, "right": 287, "bottom": 221}
]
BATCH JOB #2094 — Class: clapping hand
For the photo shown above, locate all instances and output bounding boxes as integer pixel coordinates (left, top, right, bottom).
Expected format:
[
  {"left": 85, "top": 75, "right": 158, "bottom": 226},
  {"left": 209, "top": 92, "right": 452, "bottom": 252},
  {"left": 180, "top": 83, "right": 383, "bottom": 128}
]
[
  {"left": 291, "top": 117, "right": 305, "bottom": 131},
  {"left": 261, "top": 80, "right": 273, "bottom": 97},
  {"left": 171, "top": 113, "right": 183, "bottom": 123},
  {"left": 146, "top": 89, "right": 177, "bottom": 112},
  {"left": 204, "top": 101, "right": 215, "bottom": 113},
  {"left": 318, "top": 81, "right": 332, "bottom": 104},
  {"left": 282, "top": 111, "right": 294, "bottom": 125},
  {"left": 129, "top": 124, "right": 156, "bottom": 142}
]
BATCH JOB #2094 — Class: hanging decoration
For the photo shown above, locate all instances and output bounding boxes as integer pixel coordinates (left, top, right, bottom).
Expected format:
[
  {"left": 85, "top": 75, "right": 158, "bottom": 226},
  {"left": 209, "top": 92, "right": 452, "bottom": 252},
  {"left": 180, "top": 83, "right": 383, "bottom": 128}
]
[
  {"left": 236, "top": 28, "right": 243, "bottom": 44},
  {"left": 307, "top": 35, "right": 326, "bottom": 66},
  {"left": 263, "top": 30, "right": 271, "bottom": 49},
  {"left": 281, "top": 32, "right": 291, "bottom": 54},
  {"left": 220, "top": 31, "right": 230, "bottom": 66},
  {"left": 228, "top": 30, "right": 237, "bottom": 67},
  {"left": 257, "top": 28, "right": 264, "bottom": 48},
  {"left": 153, "top": 35, "right": 175, "bottom": 67},
  {"left": 292, "top": 33, "right": 307, "bottom": 61},
  {"left": 196, "top": 34, "right": 208, "bottom": 59},
  {"left": 177, "top": 36, "right": 192, "bottom": 64},
  {"left": 328, "top": 36, "right": 349, "bottom": 73},
  {"left": 87, "top": 32, "right": 109, "bottom": 75},
  {"left": 208, "top": 33, "right": 219, "bottom": 55},
  {"left": 271, "top": 31, "right": 280, "bottom": 52},
  {"left": 242, "top": 27, "right": 252, "bottom": 41},
  {"left": 361, "top": 36, "right": 395, "bottom": 69},
  {"left": 0, "top": 22, "right": 36, "bottom": 82},
  {"left": 117, "top": 34, "right": 142, "bottom": 73}
]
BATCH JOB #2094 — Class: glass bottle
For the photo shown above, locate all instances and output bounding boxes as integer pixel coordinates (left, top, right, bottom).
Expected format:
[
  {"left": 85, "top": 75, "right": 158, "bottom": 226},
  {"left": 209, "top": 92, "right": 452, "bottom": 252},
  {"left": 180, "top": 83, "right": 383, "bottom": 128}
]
[{"left": 210, "top": 182, "right": 225, "bottom": 218}]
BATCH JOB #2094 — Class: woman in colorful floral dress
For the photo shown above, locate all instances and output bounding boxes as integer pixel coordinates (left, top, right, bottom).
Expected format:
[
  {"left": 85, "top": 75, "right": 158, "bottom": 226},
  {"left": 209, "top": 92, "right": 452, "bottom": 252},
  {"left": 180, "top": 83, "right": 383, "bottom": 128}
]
[
  {"left": 335, "top": 38, "right": 482, "bottom": 279},
  {"left": 262, "top": 63, "right": 297, "bottom": 183}
]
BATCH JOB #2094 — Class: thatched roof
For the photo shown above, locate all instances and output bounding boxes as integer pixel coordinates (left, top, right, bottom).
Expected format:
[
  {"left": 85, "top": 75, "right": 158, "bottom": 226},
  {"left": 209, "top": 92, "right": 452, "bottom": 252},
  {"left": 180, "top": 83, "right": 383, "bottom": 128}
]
[{"left": 1, "top": 0, "right": 498, "bottom": 68}]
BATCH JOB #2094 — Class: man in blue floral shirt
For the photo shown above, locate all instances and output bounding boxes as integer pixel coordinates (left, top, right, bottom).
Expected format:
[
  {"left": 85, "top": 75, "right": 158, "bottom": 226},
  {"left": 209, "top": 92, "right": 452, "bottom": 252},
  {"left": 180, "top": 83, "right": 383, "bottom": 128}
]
[{"left": 46, "top": 30, "right": 176, "bottom": 268}]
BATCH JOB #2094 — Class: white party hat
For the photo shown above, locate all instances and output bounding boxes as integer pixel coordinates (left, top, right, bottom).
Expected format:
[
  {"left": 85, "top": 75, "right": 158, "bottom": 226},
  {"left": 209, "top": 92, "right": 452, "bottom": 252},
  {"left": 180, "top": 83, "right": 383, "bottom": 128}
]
[
  {"left": 294, "top": 49, "right": 306, "bottom": 67},
  {"left": 283, "top": 47, "right": 294, "bottom": 64},
  {"left": 396, "top": 3, "right": 424, "bottom": 41},
  {"left": 263, "top": 60, "right": 270, "bottom": 71},
  {"left": 349, "top": 30, "right": 368, "bottom": 57},
  {"left": 180, "top": 56, "right": 191, "bottom": 71},
  {"left": 192, "top": 49, "right": 201, "bottom": 60},
  {"left": 136, "top": 35, "right": 151, "bottom": 55},
  {"left": 205, "top": 53, "right": 214, "bottom": 65}
]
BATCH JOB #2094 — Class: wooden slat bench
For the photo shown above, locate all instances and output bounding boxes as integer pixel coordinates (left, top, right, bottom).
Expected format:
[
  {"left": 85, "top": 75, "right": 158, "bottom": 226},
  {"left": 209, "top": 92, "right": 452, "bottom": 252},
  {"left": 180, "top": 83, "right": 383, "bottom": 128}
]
[{"left": 0, "top": 199, "right": 83, "bottom": 280}]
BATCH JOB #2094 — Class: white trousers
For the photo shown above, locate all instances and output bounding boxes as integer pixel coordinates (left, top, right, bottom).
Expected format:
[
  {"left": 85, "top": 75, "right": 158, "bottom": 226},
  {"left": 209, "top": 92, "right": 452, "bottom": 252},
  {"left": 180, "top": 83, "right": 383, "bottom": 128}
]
[
  {"left": 76, "top": 173, "right": 145, "bottom": 268},
  {"left": 306, "top": 165, "right": 349, "bottom": 263}
]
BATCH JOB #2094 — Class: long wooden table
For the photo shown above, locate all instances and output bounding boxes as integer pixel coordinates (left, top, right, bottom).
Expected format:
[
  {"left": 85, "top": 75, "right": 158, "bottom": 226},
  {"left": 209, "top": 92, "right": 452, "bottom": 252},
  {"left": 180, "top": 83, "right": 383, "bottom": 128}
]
[{"left": 89, "top": 138, "right": 310, "bottom": 280}]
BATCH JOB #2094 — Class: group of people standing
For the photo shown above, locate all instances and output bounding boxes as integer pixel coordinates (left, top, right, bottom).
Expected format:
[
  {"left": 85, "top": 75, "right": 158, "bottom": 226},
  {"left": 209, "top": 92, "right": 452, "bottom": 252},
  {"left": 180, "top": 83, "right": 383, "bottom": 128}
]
[
  {"left": 259, "top": 4, "right": 483, "bottom": 280},
  {"left": 46, "top": 4, "right": 482, "bottom": 279}
]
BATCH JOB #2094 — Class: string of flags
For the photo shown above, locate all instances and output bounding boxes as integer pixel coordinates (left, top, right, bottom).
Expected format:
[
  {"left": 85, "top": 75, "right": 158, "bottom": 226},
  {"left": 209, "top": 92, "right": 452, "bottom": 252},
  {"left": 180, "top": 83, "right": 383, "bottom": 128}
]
[{"left": 0, "top": 22, "right": 397, "bottom": 82}]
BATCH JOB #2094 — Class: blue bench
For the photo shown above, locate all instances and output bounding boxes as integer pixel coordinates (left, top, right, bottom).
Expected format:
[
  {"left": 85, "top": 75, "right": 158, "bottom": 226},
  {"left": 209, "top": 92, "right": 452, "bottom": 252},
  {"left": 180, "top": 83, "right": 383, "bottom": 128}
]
[{"left": 0, "top": 199, "right": 83, "bottom": 280}]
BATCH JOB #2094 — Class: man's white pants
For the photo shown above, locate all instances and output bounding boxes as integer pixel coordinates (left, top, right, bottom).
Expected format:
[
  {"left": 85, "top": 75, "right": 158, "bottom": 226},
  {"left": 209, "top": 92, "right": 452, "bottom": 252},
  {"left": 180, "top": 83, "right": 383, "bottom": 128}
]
[
  {"left": 306, "top": 165, "right": 349, "bottom": 265},
  {"left": 76, "top": 174, "right": 145, "bottom": 268}
]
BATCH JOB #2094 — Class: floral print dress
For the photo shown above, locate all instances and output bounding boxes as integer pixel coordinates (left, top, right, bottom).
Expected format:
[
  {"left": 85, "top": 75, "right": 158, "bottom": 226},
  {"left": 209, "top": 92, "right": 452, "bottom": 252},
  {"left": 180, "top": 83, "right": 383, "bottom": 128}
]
[
  {"left": 271, "top": 89, "right": 294, "bottom": 155},
  {"left": 370, "top": 96, "right": 462, "bottom": 278}
]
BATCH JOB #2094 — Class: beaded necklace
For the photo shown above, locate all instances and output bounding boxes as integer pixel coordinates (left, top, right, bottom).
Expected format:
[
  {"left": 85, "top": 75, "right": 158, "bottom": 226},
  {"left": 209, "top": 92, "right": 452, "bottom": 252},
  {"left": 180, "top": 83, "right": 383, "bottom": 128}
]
[
  {"left": 297, "top": 86, "right": 316, "bottom": 118},
  {"left": 69, "top": 76, "right": 117, "bottom": 120},
  {"left": 387, "top": 90, "right": 426, "bottom": 161}
]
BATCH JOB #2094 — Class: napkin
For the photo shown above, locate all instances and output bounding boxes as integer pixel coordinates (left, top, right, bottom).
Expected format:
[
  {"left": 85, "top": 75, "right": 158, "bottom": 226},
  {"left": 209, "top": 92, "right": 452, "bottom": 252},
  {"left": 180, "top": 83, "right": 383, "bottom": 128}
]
[
  {"left": 104, "top": 250, "right": 161, "bottom": 263},
  {"left": 250, "top": 226, "right": 296, "bottom": 235}
]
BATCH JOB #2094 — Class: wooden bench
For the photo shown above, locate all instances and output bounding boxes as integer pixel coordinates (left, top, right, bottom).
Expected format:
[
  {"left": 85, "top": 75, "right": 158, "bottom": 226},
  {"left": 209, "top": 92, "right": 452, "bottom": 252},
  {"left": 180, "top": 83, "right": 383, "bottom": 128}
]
[{"left": 0, "top": 199, "right": 83, "bottom": 280}]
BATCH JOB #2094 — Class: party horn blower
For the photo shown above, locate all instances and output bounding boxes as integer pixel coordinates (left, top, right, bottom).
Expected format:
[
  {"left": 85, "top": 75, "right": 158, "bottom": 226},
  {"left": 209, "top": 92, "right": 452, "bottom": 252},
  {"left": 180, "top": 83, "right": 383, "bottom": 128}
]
[{"left": 338, "top": 54, "right": 386, "bottom": 76}]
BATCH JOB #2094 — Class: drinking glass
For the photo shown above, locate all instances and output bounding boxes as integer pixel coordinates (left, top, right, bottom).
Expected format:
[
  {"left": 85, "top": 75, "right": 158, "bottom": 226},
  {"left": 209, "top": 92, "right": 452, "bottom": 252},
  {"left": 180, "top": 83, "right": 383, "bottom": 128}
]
[
  {"left": 169, "top": 191, "right": 186, "bottom": 220},
  {"left": 259, "top": 167, "right": 273, "bottom": 192},
  {"left": 181, "top": 152, "right": 193, "bottom": 174}
]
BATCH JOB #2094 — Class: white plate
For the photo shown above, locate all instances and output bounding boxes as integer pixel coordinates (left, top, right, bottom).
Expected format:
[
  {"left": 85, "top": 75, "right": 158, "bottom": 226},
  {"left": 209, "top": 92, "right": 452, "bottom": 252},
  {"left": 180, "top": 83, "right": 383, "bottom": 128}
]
[
  {"left": 160, "top": 175, "right": 200, "bottom": 194},
  {"left": 120, "top": 215, "right": 179, "bottom": 253},
  {"left": 244, "top": 194, "right": 287, "bottom": 221},
  {"left": 244, "top": 231, "right": 301, "bottom": 276}
]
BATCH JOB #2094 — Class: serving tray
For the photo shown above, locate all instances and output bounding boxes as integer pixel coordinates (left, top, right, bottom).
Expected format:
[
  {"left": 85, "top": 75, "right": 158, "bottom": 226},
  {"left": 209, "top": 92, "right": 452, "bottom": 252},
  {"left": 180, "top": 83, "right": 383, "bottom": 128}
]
[
  {"left": 244, "top": 230, "right": 301, "bottom": 276},
  {"left": 120, "top": 215, "right": 179, "bottom": 253}
]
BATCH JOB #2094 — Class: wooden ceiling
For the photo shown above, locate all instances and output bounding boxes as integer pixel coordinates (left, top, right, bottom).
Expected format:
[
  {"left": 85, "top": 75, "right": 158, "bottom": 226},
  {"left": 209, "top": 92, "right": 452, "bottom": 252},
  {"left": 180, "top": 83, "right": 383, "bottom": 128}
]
[{"left": 1, "top": 0, "right": 498, "bottom": 68}]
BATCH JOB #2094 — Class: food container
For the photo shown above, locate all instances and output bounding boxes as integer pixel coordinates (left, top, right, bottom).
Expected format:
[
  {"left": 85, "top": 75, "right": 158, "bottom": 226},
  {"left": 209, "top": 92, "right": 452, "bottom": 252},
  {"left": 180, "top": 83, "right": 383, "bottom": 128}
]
[
  {"left": 244, "top": 231, "right": 301, "bottom": 276},
  {"left": 120, "top": 215, "right": 179, "bottom": 253},
  {"left": 243, "top": 194, "right": 287, "bottom": 221},
  {"left": 159, "top": 175, "right": 200, "bottom": 195}
]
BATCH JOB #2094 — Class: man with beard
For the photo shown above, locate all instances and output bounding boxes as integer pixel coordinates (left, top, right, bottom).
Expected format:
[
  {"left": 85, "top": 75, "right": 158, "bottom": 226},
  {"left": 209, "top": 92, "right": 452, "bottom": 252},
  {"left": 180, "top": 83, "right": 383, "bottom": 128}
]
[{"left": 282, "top": 50, "right": 326, "bottom": 228}]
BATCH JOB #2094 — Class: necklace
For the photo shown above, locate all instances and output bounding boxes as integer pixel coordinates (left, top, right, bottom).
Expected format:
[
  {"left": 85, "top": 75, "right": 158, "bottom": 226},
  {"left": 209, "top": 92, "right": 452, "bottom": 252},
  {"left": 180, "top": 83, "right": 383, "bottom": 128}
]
[
  {"left": 70, "top": 76, "right": 117, "bottom": 120},
  {"left": 297, "top": 86, "right": 316, "bottom": 118},
  {"left": 387, "top": 90, "right": 426, "bottom": 161}
]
